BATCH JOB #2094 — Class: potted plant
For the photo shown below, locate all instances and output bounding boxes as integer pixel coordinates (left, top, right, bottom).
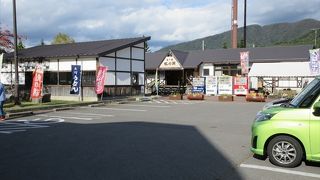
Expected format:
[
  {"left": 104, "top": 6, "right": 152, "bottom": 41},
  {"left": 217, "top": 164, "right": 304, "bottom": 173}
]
[
  {"left": 218, "top": 94, "right": 234, "bottom": 101},
  {"left": 187, "top": 93, "right": 204, "bottom": 100},
  {"left": 246, "top": 92, "right": 265, "bottom": 102},
  {"left": 169, "top": 92, "right": 183, "bottom": 100}
]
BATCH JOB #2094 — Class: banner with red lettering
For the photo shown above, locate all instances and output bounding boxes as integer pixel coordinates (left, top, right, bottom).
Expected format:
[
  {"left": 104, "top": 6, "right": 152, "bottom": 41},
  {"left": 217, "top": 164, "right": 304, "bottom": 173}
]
[
  {"left": 95, "top": 66, "right": 107, "bottom": 94},
  {"left": 240, "top": 51, "right": 249, "bottom": 74},
  {"left": 233, "top": 76, "right": 248, "bottom": 95},
  {"left": 30, "top": 65, "right": 44, "bottom": 99}
]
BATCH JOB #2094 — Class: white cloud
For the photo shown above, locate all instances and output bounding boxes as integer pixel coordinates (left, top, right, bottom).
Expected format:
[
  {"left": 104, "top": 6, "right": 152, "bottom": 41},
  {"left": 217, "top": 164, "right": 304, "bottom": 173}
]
[{"left": 0, "top": 0, "right": 319, "bottom": 49}]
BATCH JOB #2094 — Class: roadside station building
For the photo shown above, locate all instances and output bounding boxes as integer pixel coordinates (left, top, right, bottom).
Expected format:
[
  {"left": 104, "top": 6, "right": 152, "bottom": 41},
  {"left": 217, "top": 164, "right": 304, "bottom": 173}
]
[
  {"left": 145, "top": 45, "right": 313, "bottom": 94},
  {"left": 2, "top": 36, "right": 150, "bottom": 101}
]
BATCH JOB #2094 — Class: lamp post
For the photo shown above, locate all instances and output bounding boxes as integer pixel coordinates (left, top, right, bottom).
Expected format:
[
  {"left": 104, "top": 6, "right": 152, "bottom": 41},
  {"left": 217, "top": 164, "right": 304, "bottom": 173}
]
[{"left": 12, "top": 0, "right": 20, "bottom": 105}]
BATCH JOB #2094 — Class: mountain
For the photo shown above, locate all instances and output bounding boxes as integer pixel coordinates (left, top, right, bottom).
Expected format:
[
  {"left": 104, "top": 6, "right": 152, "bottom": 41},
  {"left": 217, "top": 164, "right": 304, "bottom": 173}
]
[{"left": 158, "top": 19, "right": 320, "bottom": 52}]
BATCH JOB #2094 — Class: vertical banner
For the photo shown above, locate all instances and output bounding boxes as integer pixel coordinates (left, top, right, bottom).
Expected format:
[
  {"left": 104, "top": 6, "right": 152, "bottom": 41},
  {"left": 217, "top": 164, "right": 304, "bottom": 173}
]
[
  {"left": 309, "top": 49, "right": 320, "bottom": 75},
  {"left": 233, "top": 76, "right": 248, "bottom": 95},
  {"left": 70, "top": 65, "right": 81, "bottom": 94},
  {"left": 218, "top": 76, "right": 233, "bottom": 95},
  {"left": 240, "top": 51, "right": 249, "bottom": 74},
  {"left": 95, "top": 66, "right": 107, "bottom": 94},
  {"left": 30, "top": 65, "right": 44, "bottom": 99},
  {"left": 206, "top": 76, "right": 218, "bottom": 95}
]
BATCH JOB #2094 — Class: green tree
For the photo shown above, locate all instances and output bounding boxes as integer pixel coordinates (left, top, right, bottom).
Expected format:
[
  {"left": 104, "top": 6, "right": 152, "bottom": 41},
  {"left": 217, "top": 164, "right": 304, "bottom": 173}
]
[
  {"left": 238, "top": 39, "right": 245, "bottom": 48},
  {"left": 17, "top": 39, "right": 25, "bottom": 50},
  {"left": 222, "top": 42, "right": 228, "bottom": 49},
  {"left": 51, "top": 32, "right": 75, "bottom": 44},
  {"left": 145, "top": 42, "right": 151, "bottom": 52}
]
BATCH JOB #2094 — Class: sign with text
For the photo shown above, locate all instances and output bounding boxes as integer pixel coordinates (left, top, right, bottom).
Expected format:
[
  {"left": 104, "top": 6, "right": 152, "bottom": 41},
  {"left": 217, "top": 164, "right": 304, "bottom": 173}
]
[
  {"left": 309, "top": 48, "right": 320, "bottom": 75},
  {"left": 192, "top": 77, "right": 206, "bottom": 93},
  {"left": 30, "top": 65, "right": 44, "bottom": 99},
  {"left": 159, "top": 56, "right": 183, "bottom": 70},
  {"left": 206, "top": 76, "right": 218, "bottom": 95},
  {"left": 240, "top": 51, "right": 249, "bottom": 74},
  {"left": 95, "top": 66, "right": 108, "bottom": 94},
  {"left": 70, "top": 65, "right": 81, "bottom": 95},
  {"left": 233, "top": 76, "right": 248, "bottom": 95},
  {"left": 218, "top": 76, "right": 233, "bottom": 95}
]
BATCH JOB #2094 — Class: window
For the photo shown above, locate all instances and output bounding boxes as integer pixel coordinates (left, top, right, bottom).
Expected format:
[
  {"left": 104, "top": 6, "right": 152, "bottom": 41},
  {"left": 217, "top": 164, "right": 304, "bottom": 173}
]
[
  {"left": 59, "top": 72, "right": 71, "bottom": 85},
  {"left": 43, "top": 72, "right": 58, "bottom": 85},
  {"left": 82, "top": 71, "right": 96, "bottom": 86},
  {"left": 203, "top": 68, "right": 210, "bottom": 76}
]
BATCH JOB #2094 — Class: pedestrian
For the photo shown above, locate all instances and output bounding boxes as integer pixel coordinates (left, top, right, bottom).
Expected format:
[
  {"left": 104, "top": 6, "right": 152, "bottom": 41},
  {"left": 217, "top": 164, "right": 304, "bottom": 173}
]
[
  {"left": 0, "top": 81, "right": 6, "bottom": 121},
  {"left": 303, "top": 80, "right": 309, "bottom": 88}
]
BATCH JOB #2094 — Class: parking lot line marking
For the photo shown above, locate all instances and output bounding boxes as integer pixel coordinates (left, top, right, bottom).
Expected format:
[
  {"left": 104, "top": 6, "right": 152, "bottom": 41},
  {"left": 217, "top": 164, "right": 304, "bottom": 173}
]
[
  {"left": 0, "top": 130, "right": 26, "bottom": 134},
  {"left": 36, "top": 115, "right": 93, "bottom": 121},
  {"left": 240, "top": 164, "right": 320, "bottom": 179},
  {"left": 59, "top": 112, "right": 114, "bottom": 117},
  {"left": 120, "top": 104, "right": 171, "bottom": 108},
  {"left": 83, "top": 107, "right": 147, "bottom": 112}
]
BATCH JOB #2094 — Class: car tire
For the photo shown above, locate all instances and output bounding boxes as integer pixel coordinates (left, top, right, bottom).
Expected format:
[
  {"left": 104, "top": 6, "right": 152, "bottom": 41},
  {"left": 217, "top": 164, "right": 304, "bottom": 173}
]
[{"left": 267, "top": 135, "right": 303, "bottom": 168}]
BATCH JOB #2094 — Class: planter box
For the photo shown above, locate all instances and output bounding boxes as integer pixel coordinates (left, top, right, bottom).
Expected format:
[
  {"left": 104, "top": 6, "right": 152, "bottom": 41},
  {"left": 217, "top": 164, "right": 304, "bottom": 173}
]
[
  {"left": 246, "top": 94, "right": 266, "bottom": 102},
  {"left": 218, "top": 95, "right": 234, "bottom": 101},
  {"left": 169, "top": 94, "right": 183, "bottom": 100},
  {"left": 187, "top": 94, "right": 204, "bottom": 100}
]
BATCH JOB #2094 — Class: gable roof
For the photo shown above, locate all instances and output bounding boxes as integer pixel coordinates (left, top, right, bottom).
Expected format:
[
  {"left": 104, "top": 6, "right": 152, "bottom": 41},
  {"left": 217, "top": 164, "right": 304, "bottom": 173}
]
[
  {"left": 146, "top": 45, "right": 313, "bottom": 70},
  {"left": 4, "top": 36, "right": 150, "bottom": 60}
]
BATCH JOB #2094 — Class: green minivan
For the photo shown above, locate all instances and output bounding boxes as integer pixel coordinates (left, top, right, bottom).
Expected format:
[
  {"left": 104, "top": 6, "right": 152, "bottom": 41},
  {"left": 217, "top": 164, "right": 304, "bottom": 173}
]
[{"left": 251, "top": 77, "right": 320, "bottom": 167}]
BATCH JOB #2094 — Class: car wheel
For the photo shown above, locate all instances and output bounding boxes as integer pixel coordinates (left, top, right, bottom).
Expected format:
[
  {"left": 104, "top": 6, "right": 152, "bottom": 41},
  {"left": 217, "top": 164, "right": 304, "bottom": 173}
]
[{"left": 267, "top": 136, "right": 303, "bottom": 168}]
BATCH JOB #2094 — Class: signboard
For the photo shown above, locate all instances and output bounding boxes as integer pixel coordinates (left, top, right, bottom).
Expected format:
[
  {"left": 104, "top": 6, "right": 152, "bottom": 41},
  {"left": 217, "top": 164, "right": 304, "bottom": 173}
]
[
  {"left": 192, "top": 77, "right": 205, "bottom": 93},
  {"left": 0, "top": 72, "right": 25, "bottom": 85},
  {"left": 70, "top": 65, "right": 81, "bottom": 95},
  {"left": 233, "top": 76, "right": 248, "bottom": 95},
  {"left": 309, "top": 49, "right": 320, "bottom": 75},
  {"left": 240, "top": 51, "right": 249, "bottom": 74},
  {"left": 30, "top": 65, "right": 44, "bottom": 99},
  {"left": 206, "top": 76, "right": 218, "bottom": 95},
  {"left": 218, "top": 76, "right": 233, "bottom": 95},
  {"left": 159, "top": 56, "right": 183, "bottom": 70},
  {"left": 95, "top": 66, "right": 107, "bottom": 94}
]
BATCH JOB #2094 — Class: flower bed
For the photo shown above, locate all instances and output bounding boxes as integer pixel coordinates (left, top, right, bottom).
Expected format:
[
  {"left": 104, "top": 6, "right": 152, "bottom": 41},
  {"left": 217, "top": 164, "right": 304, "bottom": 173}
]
[
  {"left": 169, "top": 94, "right": 183, "bottom": 100},
  {"left": 246, "top": 93, "right": 266, "bottom": 102},
  {"left": 218, "top": 95, "right": 234, "bottom": 101},
  {"left": 187, "top": 94, "right": 204, "bottom": 100}
]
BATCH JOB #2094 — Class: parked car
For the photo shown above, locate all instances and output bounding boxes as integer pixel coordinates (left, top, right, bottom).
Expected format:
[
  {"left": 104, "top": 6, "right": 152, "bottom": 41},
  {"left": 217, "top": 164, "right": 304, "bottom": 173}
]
[{"left": 251, "top": 77, "right": 320, "bottom": 167}]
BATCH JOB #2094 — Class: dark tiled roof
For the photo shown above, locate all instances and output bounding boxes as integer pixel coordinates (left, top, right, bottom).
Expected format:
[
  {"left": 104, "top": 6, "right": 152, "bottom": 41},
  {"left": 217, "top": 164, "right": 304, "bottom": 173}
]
[
  {"left": 146, "top": 45, "right": 313, "bottom": 70},
  {"left": 4, "top": 36, "right": 150, "bottom": 60},
  {"left": 145, "top": 51, "right": 167, "bottom": 70}
]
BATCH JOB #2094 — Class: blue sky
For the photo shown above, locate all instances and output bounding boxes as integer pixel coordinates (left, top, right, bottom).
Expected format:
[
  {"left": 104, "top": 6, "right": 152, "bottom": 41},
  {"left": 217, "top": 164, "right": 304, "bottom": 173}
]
[{"left": 1, "top": 0, "right": 320, "bottom": 51}]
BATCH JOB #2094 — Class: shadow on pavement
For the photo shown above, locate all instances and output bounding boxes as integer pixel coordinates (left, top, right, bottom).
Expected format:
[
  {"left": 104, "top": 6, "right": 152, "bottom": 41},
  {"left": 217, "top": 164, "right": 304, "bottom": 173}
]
[{"left": 0, "top": 121, "right": 243, "bottom": 180}]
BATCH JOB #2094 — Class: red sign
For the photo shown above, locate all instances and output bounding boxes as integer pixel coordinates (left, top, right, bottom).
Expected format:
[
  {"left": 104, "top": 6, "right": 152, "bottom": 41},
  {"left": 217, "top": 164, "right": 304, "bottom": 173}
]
[
  {"left": 233, "top": 76, "right": 248, "bottom": 95},
  {"left": 95, "top": 66, "right": 107, "bottom": 94},
  {"left": 30, "top": 65, "right": 44, "bottom": 99}
]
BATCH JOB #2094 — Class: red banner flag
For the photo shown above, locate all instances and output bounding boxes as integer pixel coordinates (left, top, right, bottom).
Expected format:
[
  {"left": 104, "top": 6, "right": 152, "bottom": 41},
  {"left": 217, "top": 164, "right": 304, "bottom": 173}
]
[
  {"left": 240, "top": 51, "right": 249, "bottom": 74},
  {"left": 95, "top": 66, "right": 107, "bottom": 94},
  {"left": 30, "top": 65, "right": 44, "bottom": 99}
]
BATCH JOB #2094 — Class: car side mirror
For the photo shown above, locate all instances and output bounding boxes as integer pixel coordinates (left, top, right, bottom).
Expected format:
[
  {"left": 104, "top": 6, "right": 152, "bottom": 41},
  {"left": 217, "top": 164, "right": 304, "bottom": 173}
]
[{"left": 313, "top": 101, "right": 320, "bottom": 116}]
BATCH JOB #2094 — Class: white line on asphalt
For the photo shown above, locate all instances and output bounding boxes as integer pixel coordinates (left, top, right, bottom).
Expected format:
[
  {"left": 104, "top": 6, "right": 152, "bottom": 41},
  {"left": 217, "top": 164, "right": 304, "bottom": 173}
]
[
  {"left": 0, "top": 130, "right": 26, "bottom": 134},
  {"left": 82, "top": 107, "right": 147, "bottom": 112},
  {"left": 36, "top": 115, "right": 93, "bottom": 121},
  {"left": 160, "top": 100, "right": 170, "bottom": 104},
  {"left": 240, "top": 164, "right": 320, "bottom": 179},
  {"left": 120, "top": 104, "right": 171, "bottom": 108},
  {"left": 153, "top": 100, "right": 162, "bottom": 104},
  {"left": 58, "top": 112, "right": 114, "bottom": 117}
]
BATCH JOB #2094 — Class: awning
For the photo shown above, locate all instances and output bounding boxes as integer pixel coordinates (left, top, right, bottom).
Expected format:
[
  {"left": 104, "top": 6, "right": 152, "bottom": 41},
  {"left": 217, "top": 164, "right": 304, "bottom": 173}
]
[{"left": 248, "top": 62, "right": 315, "bottom": 77}]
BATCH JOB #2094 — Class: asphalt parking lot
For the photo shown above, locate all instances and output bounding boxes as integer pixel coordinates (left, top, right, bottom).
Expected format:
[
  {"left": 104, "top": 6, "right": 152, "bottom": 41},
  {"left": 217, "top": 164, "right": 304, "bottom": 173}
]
[{"left": 0, "top": 99, "right": 319, "bottom": 180}]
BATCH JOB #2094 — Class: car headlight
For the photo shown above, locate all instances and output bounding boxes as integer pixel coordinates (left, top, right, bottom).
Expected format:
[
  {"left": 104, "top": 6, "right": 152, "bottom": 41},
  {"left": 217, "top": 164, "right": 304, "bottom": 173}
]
[{"left": 255, "top": 111, "right": 274, "bottom": 122}]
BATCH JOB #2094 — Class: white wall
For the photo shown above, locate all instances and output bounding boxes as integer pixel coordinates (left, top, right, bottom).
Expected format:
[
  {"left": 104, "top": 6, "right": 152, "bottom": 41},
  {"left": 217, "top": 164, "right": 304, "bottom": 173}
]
[
  {"left": 59, "top": 59, "right": 76, "bottom": 71},
  {"left": 100, "top": 57, "right": 115, "bottom": 71},
  {"left": 200, "top": 63, "right": 214, "bottom": 76},
  {"left": 79, "top": 58, "right": 96, "bottom": 71},
  {"left": 117, "top": 48, "right": 130, "bottom": 58}
]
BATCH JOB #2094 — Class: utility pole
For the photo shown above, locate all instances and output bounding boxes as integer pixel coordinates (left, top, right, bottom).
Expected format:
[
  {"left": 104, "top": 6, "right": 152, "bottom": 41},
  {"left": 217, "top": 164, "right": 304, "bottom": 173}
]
[
  {"left": 231, "top": 0, "right": 238, "bottom": 48},
  {"left": 12, "top": 0, "right": 20, "bottom": 105},
  {"left": 244, "top": 0, "right": 247, "bottom": 48}
]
